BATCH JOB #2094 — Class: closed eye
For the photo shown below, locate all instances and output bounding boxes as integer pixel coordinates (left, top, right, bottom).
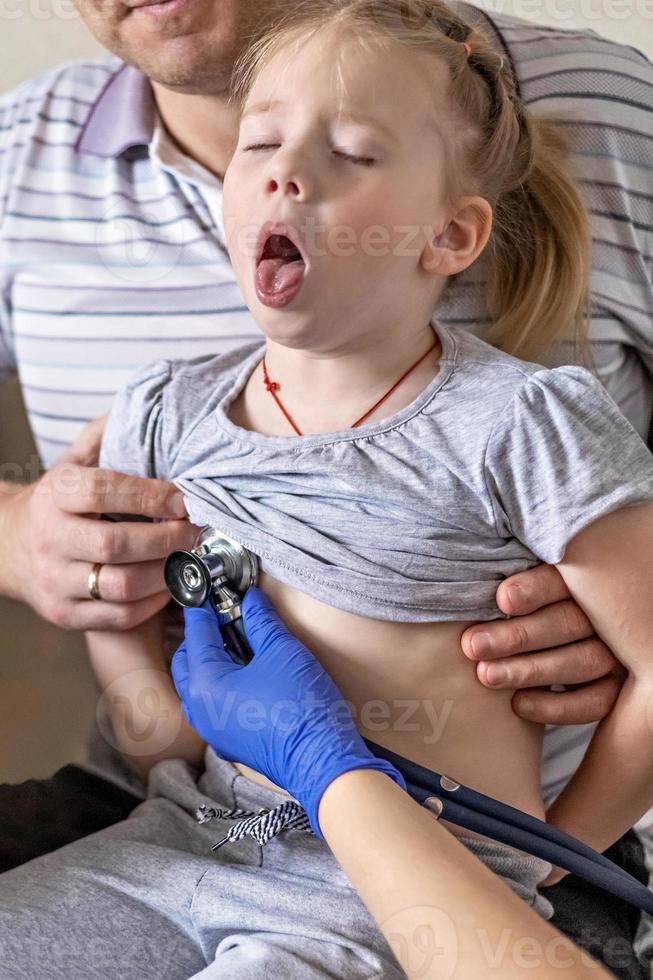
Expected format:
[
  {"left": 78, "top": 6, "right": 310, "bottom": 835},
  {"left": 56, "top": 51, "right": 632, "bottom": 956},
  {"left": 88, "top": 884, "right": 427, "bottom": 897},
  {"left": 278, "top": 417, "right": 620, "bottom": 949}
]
[
  {"left": 243, "top": 143, "right": 280, "bottom": 152},
  {"left": 243, "top": 144, "right": 376, "bottom": 167},
  {"left": 333, "top": 150, "right": 377, "bottom": 167}
]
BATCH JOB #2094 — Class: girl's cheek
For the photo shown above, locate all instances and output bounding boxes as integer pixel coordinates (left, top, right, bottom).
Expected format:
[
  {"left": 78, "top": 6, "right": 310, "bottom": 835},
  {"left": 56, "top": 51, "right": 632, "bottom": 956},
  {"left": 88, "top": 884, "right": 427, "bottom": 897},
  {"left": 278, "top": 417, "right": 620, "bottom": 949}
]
[
  {"left": 334, "top": 203, "right": 415, "bottom": 261},
  {"left": 330, "top": 198, "right": 386, "bottom": 237}
]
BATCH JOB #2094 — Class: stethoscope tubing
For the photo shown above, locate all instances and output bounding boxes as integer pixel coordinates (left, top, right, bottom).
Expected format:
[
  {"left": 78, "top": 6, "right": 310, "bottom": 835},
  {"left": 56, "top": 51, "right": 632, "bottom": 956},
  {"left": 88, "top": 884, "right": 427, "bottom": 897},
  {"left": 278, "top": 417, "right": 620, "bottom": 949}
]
[{"left": 363, "top": 737, "right": 653, "bottom": 915}]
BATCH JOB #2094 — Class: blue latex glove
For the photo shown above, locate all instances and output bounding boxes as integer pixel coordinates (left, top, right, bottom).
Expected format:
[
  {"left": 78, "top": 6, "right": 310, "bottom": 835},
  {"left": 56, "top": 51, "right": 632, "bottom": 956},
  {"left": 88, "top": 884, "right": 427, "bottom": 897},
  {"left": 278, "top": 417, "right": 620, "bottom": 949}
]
[{"left": 171, "top": 586, "right": 406, "bottom": 837}]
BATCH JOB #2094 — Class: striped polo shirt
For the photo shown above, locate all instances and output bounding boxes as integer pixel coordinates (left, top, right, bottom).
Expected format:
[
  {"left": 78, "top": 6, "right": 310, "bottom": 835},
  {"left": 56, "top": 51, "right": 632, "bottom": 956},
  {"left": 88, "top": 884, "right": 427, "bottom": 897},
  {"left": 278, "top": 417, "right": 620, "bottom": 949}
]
[{"left": 0, "top": 6, "right": 652, "bottom": 808}]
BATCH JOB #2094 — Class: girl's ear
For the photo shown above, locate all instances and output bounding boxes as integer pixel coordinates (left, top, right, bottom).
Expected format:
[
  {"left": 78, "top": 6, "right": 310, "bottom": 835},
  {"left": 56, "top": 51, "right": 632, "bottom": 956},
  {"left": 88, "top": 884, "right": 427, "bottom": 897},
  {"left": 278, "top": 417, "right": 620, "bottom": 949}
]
[{"left": 421, "top": 197, "right": 493, "bottom": 276}]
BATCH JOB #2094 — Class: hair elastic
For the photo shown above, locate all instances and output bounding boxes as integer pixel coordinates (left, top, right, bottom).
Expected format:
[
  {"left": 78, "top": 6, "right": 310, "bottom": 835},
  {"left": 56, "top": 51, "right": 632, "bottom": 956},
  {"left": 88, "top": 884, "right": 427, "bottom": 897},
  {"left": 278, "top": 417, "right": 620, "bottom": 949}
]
[{"left": 462, "top": 41, "right": 472, "bottom": 58}]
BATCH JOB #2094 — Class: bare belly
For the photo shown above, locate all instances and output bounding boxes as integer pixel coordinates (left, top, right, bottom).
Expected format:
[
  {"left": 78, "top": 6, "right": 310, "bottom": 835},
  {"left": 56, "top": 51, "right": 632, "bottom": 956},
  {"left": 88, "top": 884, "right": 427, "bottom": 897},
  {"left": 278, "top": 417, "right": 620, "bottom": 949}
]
[{"left": 235, "top": 571, "right": 546, "bottom": 842}]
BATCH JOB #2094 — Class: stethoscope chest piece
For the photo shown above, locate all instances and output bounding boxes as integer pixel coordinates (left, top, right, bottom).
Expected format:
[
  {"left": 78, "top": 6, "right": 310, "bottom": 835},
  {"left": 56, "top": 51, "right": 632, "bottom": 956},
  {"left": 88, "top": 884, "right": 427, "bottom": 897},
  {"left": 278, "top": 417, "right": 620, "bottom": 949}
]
[
  {"left": 165, "top": 526, "right": 259, "bottom": 665},
  {"left": 165, "top": 527, "right": 258, "bottom": 607}
]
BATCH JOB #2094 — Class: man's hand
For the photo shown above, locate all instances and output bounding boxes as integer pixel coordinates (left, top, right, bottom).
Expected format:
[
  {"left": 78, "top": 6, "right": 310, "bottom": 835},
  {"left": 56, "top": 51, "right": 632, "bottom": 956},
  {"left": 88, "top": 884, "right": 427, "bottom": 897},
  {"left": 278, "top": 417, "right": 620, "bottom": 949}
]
[
  {"left": 0, "top": 417, "right": 196, "bottom": 631},
  {"left": 57, "top": 414, "right": 110, "bottom": 468},
  {"left": 461, "top": 565, "right": 626, "bottom": 726}
]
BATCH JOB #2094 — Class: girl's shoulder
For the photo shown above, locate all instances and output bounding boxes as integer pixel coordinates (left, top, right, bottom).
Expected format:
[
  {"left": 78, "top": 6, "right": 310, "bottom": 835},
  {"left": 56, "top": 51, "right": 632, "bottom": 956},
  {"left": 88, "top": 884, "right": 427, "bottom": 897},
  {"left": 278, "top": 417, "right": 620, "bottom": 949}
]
[
  {"left": 156, "top": 341, "right": 265, "bottom": 393},
  {"left": 99, "top": 341, "right": 265, "bottom": 480},
  {"left": 435, "top": 321, "right": 603, "bottom": 417}
]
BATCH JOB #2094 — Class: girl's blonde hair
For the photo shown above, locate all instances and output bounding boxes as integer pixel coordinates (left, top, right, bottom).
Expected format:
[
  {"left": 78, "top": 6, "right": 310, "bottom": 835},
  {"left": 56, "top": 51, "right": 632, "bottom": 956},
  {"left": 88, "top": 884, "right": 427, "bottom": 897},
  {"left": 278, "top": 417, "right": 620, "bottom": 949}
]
[{"left": 229, "top": 0, "right": 591, "bottom": 361}]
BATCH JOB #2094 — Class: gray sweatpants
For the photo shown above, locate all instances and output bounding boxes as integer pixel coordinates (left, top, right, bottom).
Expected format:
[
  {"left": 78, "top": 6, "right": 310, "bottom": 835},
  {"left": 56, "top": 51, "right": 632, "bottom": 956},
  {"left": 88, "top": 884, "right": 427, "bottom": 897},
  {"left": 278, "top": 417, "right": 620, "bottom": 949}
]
[{"left": 0, "top": 750, "right": 553, "bottom": 979}]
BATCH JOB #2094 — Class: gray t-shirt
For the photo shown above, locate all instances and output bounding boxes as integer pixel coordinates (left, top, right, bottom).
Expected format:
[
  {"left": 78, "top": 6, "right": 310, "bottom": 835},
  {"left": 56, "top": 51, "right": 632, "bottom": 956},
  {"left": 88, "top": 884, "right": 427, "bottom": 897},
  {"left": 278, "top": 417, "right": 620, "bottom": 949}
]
[{"left": 100, "top": 319, "right": 653, "bottom": 623}]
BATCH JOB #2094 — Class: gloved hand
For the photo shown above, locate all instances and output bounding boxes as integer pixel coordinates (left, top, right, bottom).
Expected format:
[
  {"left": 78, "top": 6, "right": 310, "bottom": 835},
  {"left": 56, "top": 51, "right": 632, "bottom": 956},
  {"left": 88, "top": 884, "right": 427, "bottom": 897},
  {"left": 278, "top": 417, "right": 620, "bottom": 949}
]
[{"left": 171, "top": 587, "right": 406, "bottom": 837}]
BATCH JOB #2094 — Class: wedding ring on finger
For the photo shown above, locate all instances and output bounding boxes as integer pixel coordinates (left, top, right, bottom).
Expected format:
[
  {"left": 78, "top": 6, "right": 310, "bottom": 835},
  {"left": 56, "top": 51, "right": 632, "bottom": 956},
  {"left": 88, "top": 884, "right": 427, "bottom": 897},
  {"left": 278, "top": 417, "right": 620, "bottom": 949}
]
[{"left": 88, "top": 562, "right": 104, "bottom": 601}]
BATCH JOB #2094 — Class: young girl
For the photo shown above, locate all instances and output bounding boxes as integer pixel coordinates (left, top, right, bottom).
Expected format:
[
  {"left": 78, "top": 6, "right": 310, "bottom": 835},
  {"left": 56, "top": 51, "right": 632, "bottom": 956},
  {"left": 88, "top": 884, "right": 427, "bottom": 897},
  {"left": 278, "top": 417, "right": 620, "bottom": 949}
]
[{"left": 91, "top": 0, "right": 653, "bottom": 934}]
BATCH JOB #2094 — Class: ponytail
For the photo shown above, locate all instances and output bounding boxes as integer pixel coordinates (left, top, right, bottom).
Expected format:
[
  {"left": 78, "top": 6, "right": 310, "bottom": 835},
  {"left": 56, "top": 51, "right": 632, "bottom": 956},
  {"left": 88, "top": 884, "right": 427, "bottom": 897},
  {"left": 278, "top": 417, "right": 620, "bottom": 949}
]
[{"left": 484, "top": 112, "right": 591, "bottom": 361}]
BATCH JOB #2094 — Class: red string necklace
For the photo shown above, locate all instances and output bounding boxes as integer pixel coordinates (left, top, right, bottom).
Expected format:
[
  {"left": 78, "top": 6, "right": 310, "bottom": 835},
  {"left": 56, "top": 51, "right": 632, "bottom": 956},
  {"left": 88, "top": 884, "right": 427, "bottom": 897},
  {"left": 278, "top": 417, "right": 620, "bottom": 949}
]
[{"left": 261, "top": 336, "right": 439, "bottom": 436}]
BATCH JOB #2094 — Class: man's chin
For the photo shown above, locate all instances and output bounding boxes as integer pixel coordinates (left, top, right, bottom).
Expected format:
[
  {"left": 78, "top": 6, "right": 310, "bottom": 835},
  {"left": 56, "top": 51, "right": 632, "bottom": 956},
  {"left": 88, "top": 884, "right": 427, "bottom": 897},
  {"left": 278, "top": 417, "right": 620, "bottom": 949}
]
[{"left": 119, "top": 40, "right": 233, "bottom": 94}]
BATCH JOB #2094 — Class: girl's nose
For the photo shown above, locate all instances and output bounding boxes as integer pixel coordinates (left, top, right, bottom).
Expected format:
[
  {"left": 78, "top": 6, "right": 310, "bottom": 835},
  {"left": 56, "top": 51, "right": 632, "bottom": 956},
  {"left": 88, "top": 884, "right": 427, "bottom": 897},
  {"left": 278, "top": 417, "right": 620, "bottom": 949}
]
[
  {"left": 266, "top": 175, "right": 303, "bottom": 197},
  {"left": 265, "top": 158, "right": 312, "bottom": 201}
]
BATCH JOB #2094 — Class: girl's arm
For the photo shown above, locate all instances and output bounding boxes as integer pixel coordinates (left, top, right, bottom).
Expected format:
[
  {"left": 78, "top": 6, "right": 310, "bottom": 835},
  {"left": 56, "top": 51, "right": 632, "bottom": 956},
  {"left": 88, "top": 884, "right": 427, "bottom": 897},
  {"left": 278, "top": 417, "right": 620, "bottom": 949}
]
[
  {"left": 320, "top": 768, "right": 610, "bottom": 980},
  {"left": 544, "top": 501, "right": 653, "bottom": 854},
  {"left": 86, "top": 616, "right": 206, "bottom": 781}
]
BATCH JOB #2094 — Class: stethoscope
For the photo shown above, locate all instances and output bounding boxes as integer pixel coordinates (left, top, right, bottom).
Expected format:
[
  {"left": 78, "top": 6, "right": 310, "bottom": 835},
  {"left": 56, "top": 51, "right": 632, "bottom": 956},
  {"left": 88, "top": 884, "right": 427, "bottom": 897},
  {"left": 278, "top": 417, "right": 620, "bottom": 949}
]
[
  {"left": 165, "top": 526, "right": 258, "bottom": 666},
  {"left": 165, "top": 528, "right": 653, "bottom": 916}
]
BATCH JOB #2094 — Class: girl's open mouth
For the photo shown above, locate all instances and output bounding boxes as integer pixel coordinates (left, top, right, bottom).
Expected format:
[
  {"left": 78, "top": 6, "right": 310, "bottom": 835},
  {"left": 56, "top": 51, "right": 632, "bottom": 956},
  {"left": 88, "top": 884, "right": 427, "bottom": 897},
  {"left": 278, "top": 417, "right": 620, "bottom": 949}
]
[{"left": 255, "top": 227, "right": 307, "bottom": 309}]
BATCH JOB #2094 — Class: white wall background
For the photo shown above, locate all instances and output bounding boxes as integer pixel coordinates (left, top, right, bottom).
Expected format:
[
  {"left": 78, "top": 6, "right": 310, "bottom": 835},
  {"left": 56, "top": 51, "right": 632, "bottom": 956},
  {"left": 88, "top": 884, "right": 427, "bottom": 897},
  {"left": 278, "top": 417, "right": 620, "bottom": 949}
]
[
  {"left": 1, "top": 2, "right": 102, "bottom": 92},
  {"left": 0, "top": 0, "right": 651, "bottom": 96}
]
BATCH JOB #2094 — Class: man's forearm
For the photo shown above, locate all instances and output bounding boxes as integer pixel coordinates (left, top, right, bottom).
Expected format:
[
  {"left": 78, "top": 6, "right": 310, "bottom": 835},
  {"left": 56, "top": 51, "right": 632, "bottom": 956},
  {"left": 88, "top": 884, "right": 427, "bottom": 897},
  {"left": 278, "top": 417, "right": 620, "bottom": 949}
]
[{"left": 545, "top": 674, "right": 653, "bottom": 853}]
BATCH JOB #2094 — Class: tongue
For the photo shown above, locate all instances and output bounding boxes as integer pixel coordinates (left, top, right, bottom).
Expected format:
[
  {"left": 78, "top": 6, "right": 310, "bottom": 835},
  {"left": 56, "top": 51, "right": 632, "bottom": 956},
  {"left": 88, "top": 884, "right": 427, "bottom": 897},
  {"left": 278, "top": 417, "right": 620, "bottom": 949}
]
[{"left": 256, "top": 257, "right": 305, "bottom": 296}]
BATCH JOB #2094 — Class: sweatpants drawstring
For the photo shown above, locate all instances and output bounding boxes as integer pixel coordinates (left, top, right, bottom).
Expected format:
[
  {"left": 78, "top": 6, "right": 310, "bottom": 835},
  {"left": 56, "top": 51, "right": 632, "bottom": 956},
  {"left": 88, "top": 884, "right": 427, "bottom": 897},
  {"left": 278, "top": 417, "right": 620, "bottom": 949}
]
[{"left": 196, "top": 801, "right": 313, "bottom": 851}]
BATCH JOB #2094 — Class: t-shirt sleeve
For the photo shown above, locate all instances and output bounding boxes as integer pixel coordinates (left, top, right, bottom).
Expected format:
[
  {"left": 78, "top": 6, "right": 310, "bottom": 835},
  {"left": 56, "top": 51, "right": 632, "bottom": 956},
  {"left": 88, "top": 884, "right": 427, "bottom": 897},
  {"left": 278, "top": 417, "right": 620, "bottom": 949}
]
[
  {"left": 484, "top": 365, "right": 653, "bottom": 564},
  {"left": 99, "top": 360, "right": 173, "bottom": 480}
]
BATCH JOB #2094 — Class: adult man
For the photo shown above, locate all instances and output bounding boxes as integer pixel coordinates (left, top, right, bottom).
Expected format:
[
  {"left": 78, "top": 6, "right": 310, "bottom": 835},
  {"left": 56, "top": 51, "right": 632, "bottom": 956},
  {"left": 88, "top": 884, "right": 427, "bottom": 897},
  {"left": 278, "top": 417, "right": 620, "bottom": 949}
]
[{"left": 0, "top": 0, "right": 651, "bottom": 976}]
